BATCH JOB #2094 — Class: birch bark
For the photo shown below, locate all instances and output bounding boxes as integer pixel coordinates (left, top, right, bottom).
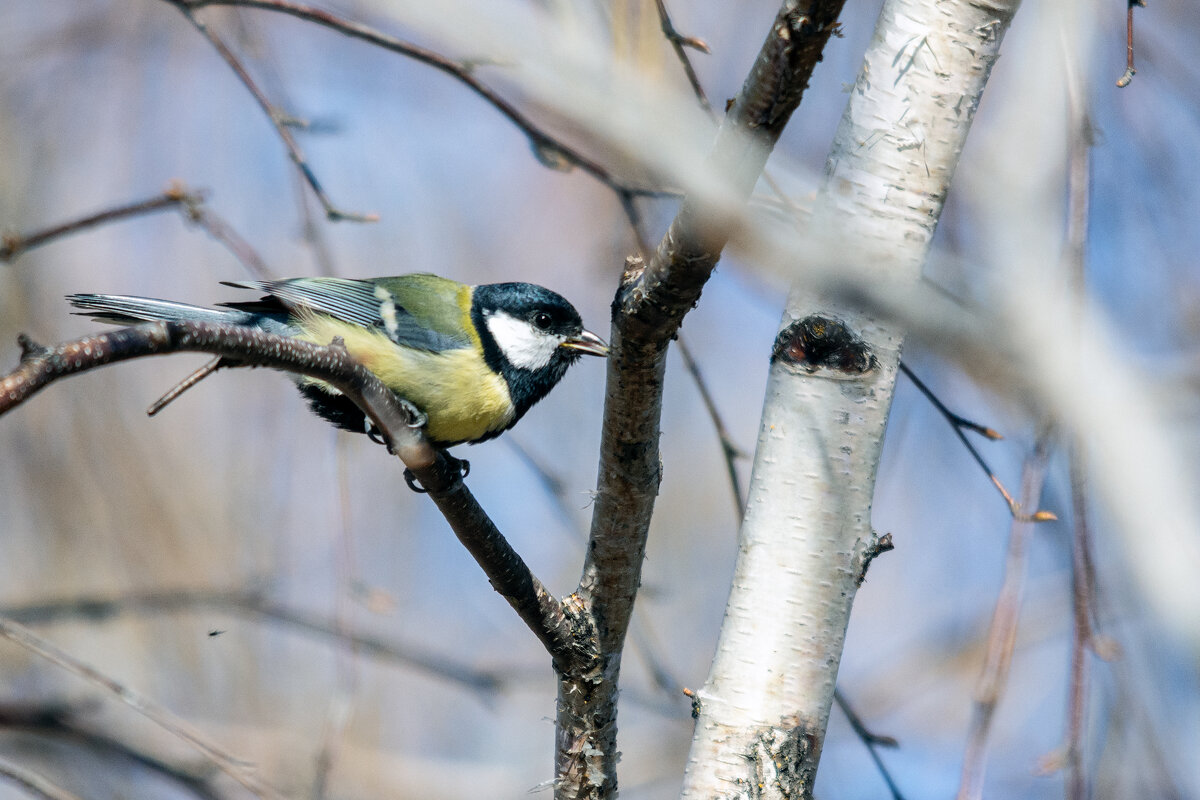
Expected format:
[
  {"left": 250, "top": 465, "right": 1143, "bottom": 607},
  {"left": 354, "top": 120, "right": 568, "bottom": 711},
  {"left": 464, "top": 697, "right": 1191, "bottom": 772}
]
[{"left": 680, "top": 0, "right": 1024, "bottom": 796}]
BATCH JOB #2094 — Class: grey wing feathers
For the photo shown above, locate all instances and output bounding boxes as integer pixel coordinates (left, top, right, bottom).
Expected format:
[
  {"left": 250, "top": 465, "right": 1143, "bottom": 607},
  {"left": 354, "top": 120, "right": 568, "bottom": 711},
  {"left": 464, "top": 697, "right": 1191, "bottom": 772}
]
[
  {"left": 222, "top": 279, "right": 467, "bottom": 352},
  {"left": 221, "top": 279, "right": 383, "bottom": 329}
]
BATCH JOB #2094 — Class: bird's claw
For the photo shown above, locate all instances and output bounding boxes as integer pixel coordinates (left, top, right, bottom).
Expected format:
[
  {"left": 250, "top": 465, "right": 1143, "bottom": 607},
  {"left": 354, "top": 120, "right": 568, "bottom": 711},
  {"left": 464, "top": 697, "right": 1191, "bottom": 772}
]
[
  {"left": 402, "top": 455, "right": 469, "bottom": 494},
  {"left": 400, "top": 399, "right": 427, "bottom": 430},
  {"left": 403, "top": 468, "right": 428, "bottom": 493}
]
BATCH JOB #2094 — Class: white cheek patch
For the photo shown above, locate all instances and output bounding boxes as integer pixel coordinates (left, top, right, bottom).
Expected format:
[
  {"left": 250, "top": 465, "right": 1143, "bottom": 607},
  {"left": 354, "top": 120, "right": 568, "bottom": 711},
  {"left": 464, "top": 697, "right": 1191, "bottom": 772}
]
[{"left": 485, "top": 310, "right": 563, "bottom": 371}]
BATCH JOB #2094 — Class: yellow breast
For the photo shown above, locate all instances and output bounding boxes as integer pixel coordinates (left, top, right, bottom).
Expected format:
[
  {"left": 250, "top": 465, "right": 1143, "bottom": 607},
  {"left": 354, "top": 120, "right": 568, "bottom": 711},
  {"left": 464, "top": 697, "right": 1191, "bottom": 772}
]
[{"left": 296, "top": 314, "right": 514, "bottom": 445}]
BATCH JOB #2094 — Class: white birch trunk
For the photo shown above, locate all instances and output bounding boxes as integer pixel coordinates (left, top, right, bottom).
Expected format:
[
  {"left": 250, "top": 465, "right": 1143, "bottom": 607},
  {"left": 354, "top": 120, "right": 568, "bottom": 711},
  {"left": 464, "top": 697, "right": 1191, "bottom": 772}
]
[{"left": 680, "top": 0, "right": 1024, "bottom": 796}]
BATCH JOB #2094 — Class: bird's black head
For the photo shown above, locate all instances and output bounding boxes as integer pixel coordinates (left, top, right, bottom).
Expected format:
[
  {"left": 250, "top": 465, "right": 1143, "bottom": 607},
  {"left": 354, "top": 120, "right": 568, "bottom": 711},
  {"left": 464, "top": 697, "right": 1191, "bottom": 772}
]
[{"left": 471, "top": 282, "right": 607, "bottom": 428}]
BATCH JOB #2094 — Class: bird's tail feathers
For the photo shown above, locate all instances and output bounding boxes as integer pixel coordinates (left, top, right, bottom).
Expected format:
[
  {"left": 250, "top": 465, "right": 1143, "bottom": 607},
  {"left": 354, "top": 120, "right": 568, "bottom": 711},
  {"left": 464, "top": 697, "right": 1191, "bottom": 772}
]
[{"left": 66, "top": 294, "right": 248, "bottom": 326}]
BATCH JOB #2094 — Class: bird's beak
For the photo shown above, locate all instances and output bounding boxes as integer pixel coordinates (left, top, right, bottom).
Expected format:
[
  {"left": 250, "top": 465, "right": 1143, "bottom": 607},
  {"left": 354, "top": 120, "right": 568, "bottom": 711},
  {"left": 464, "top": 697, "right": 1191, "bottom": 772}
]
[{"left": 561, "top": 329, "right": 609, "bottom": 357}]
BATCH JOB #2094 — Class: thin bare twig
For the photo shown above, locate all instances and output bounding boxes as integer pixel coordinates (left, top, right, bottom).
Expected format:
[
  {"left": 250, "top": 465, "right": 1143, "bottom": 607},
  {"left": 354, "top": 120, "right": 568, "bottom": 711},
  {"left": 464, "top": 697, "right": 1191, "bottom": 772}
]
[
  {"left": 177, "top": 196, "right": 275, "bottom": 280},
  {"left": 312, "top": 439, "right": 362, "bottom": 800},
  {"left": 956, "top": 429, "right": 1055, "bottom": 800},
  {"left": 652, "top": 0, "right": 806, "bottom": 222},
  {"left": 1, "top": 182, "right": 274, "bottom": 280},
  {"left": 649, "top": 1, "right": 818, "bottom": 532},
  {"left": 0, "top": 187, "right": 200, "bottom": 263},
  {"left": 628, "top": 618, "right": 685, "bottom": 701},
  {"left": 502, "top": 438, "right": 687, "bottom": 703},
  {"left": 219, "top": 12, "right": 340, "bottom": 276},
  {"left": 833, "top": 690, "right": 905, "bottom": 800},
  {"left": 147, "top": 356, "right": 226, "bottom": 416},
  {"left": 653, "top": 0, "right": 712, "bottom": 113},
  {"left": 0, "top": 617, "right": 279, "bottom": 798},
  {"left": 1065, "top": 443, "right": 1094, "bottom": 800},
  {"left": 173, "top": 5, "right": 377, "bottom": 223},
  {"left": 166, "top": 0, "right": 672, "bottom": 206},
  {"left": 899, "top": 362, "right": 1056, "bottom": 523},
  {"left": 675, "top": 336, "right": 746, "bottom": 519}
]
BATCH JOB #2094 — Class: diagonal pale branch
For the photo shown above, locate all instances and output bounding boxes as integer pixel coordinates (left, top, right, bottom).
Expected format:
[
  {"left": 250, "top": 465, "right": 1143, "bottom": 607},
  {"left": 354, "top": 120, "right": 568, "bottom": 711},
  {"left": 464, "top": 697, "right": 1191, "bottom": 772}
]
[
  {"left": 0, "top": 702, "right": 226, "bottom": 800},
  {"left": 0, "top": 322, "right": 592, "bottom": 674},
  {"left": 0, "top": 616, "right": 280, "bottom": 798},
  {"left": 0, "top": 758, "right": 85, "bottom": 800},
  {"left": 0, "top": 590, "right": 509, "bottom": 694}
]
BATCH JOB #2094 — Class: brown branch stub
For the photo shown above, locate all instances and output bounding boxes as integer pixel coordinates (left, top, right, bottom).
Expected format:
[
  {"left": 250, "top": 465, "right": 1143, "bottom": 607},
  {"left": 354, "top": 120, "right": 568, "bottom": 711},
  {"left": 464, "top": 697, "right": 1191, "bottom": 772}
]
[
  {"left": 1116, "top": 0, "right": 1145, "bottom": 88},
  {"left": 771, "top": 314, "right": 878, "bottom": 375},
  {"left": 856, "top": 531, "right": 894, "bottom": 587},
  {"left": 17, "top": 334, "right": 47, "bottom": 362}
]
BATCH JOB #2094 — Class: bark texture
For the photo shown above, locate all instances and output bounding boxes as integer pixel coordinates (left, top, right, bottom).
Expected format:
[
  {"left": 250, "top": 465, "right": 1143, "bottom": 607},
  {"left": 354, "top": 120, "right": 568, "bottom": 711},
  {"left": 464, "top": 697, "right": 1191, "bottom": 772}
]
[{"left": 680, "top": 0, "right": 1023, "bottom": 797}]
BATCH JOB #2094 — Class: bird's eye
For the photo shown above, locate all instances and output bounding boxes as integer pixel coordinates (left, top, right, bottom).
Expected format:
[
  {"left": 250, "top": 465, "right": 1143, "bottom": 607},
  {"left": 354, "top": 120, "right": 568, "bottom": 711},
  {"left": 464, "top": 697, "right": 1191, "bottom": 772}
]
[{"left": 534, "top": 312, "right": 553, "bottom": 331}]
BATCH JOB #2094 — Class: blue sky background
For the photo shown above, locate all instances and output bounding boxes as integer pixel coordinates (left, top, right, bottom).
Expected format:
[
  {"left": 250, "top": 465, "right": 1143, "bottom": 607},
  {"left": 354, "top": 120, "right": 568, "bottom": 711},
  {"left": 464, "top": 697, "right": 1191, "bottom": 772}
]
[{"left": 1, "top": 0, "right": 1197, "bottom": 797}]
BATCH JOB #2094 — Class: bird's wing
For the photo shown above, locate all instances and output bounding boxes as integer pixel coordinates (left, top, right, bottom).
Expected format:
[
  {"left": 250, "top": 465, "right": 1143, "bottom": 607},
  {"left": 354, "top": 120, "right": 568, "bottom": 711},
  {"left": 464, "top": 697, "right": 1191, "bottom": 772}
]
[{"left": 221, "top": 275, "right": 473, "bottom": 352}]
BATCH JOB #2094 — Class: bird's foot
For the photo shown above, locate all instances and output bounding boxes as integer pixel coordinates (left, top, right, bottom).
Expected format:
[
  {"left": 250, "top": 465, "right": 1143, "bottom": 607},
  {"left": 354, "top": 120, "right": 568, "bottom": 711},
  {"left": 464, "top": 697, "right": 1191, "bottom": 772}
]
[
  {"left": 366, "top": 400, "right": 427, "bottom": 452},
  {"left": 403, "top": 454, "right": 469, "bottom": 494}
]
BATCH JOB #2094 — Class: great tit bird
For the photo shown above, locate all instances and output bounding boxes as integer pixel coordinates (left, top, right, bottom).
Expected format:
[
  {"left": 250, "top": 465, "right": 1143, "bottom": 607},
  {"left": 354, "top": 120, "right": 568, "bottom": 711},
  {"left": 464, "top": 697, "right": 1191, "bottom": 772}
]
[{"left": 67, "top": 274, "right": 608, "bottom": 446}]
